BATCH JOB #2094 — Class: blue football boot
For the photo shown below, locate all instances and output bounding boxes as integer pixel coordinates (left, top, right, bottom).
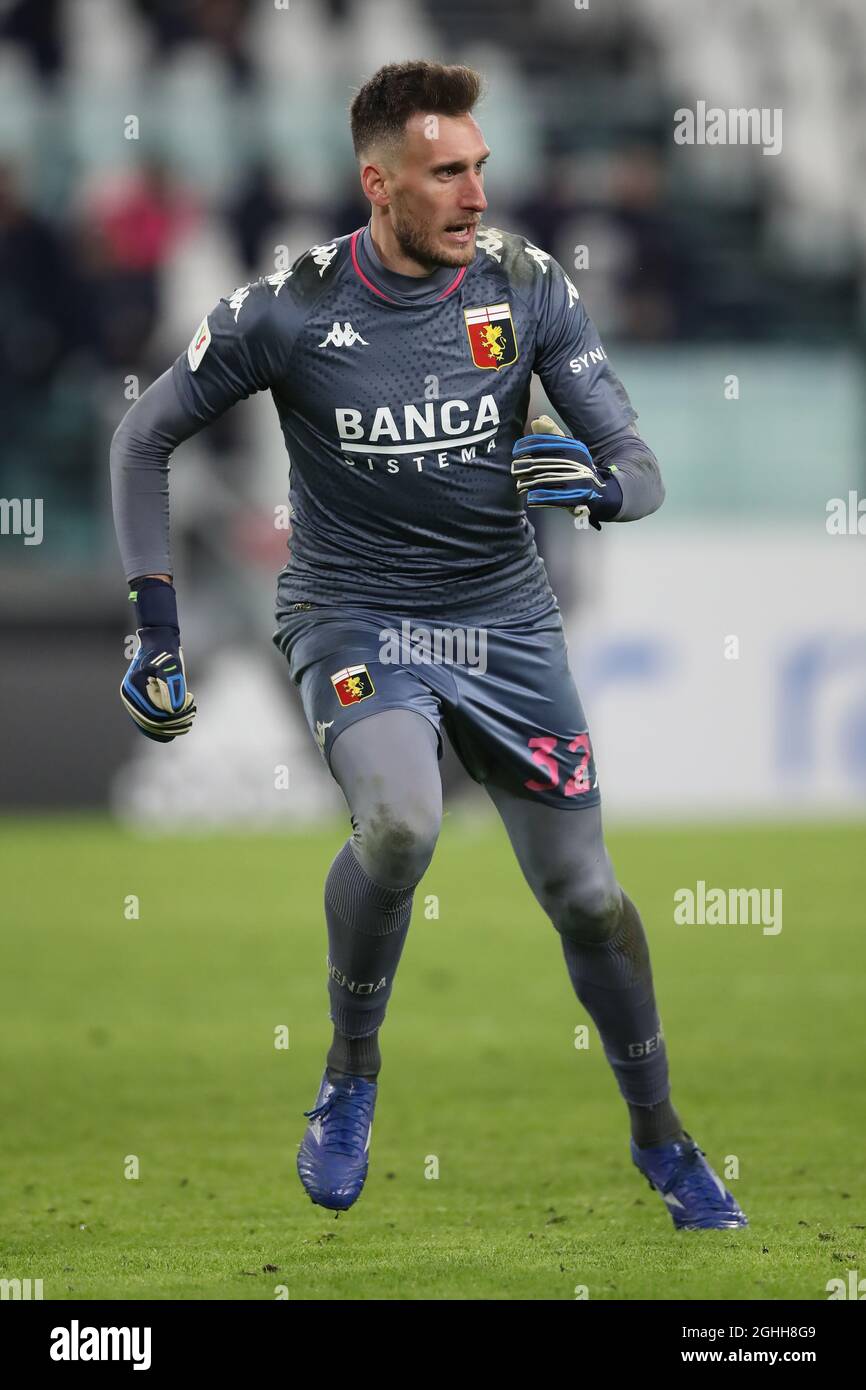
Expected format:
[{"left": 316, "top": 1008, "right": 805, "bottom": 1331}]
[
  {"left": 631, "top": 1131, "right": 748, "bottom": 1230},
  {"left": 297, "top": 1070, "right": 377, "bottom": 1211}
]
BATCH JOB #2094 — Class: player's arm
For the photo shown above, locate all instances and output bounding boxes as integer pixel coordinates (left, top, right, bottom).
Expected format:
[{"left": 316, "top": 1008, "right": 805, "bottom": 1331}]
[
  {"left": 515, "top": 254, "right": 664, "bottom": 524},
  {"left": 110, "top": 276, "right": 291, "bottom": 741},
  {"left": 111, "top": 369, "right": 203, "bottom": 740}
]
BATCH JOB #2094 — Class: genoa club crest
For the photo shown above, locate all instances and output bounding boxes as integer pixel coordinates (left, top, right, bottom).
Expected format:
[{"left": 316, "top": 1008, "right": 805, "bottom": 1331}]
[
  {"left": 330, "top": 664, "right": 376, "bottom": 706},
  {"left": 464, "top": 302, "right": 519, "bottom": 370}
]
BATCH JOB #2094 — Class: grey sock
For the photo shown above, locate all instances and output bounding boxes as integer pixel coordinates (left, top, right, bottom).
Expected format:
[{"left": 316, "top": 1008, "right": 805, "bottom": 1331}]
[{"left": 324, "top": 839, "right": 414, "bottom": 1036}]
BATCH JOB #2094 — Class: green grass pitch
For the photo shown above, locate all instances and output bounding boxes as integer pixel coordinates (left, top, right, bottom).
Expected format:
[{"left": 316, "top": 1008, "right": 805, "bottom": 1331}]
[{"left": 1, "top": 815, "right": 863, "bottom": 1301}]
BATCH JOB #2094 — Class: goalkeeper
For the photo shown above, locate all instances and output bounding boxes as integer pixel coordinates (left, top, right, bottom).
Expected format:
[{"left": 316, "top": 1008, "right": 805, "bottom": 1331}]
[{"left": 109, "top": 60, "right": 747, "bottom": 1233}]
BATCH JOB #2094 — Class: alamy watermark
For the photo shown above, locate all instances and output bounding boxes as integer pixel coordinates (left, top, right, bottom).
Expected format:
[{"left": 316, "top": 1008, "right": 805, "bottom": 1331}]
[
  {"left": 0, "top": 497, "right": 43, "bottom": 545},
  {"left": 1, "top": 1277, "right": 43, "bottom": 1299},
  {"left": 379, "top": 621, "right": 488, "bottom": 674},
  {"left": 50, "top": 1321, "right": 151, "bottom": 1369},
  {"left": 826, "top": 492, "right": 866, "bottom": 534},
  {"left": 674, "top": 881, "right": 782, "bottom": 935},
  {"left": 827, "top": 1269, "right": 866, "bottom": 1299},
  {"left": 674, "top": 102, "right": 782, "bottom": 157}
]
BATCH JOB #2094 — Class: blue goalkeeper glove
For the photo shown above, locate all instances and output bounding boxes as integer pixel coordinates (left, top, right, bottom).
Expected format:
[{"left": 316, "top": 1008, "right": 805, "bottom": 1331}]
[
  {"left": 511, "top": 415, "right": 623, "bottom": 530},
  {"left": 120, "top": 578, "right": 196, "bottom": 743}
]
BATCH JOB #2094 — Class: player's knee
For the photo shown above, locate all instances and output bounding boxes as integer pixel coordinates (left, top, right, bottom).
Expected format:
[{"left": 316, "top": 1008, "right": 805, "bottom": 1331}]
[
  {"left": 547, "top": 867, "right": 623, "bottom": 946},
  {"left": 354, "top": 801, "right": 441, "bottom": 889}
]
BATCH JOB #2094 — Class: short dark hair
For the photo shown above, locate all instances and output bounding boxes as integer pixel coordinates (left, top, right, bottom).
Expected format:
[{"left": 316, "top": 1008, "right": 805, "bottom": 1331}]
[{"left": 350, "top": 61, "right": 484, "bottom": 161}]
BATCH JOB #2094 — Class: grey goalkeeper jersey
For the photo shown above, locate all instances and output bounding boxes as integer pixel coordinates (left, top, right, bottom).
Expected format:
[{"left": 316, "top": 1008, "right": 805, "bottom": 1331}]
[{"left": 113, "top": 221, "right": 662, "bottom": 623}]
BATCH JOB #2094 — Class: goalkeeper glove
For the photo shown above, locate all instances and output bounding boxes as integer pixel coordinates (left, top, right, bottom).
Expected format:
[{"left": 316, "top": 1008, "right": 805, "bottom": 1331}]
[
  {"left": 120, "top": 578, "right": 196, "bottom": 743},
  {"left": 511, "top": 415, "right": 623, "bottom": 529}
]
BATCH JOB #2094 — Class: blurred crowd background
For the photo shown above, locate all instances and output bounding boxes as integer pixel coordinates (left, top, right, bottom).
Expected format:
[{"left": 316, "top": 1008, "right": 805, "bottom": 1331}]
[{"left": 1, "top": 0, "right": 864, "bottom": 819}]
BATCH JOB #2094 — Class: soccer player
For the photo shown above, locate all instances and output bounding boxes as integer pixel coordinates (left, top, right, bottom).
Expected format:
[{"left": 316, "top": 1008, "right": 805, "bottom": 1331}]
[{"left": 111, "top": 61, "right": 747, "bottom": 1231}]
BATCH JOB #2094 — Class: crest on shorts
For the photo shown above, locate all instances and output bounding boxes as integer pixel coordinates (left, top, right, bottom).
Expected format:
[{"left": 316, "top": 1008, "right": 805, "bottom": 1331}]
[
  {"left": 464, "top": 302, "right": 518, "bottom": 370},
  {"left": 330, "top": 664, "right": 376, "bottom": 706}
]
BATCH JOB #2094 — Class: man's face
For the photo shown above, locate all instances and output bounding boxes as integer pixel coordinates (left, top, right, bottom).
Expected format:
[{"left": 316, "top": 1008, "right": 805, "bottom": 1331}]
[{"left": 375, "top": 112, "right": 490, "bottom": 270}]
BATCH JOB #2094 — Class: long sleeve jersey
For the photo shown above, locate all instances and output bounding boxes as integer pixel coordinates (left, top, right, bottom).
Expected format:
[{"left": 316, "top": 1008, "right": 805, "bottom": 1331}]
[{"left": 110, "top": 221, "right": 663, "bottom": 623}]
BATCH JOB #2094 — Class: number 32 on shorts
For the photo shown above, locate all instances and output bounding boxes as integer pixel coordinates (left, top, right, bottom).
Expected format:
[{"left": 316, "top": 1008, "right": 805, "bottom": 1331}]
[{"left": 524, "top": 733, "right": 596, "bottom": 797}]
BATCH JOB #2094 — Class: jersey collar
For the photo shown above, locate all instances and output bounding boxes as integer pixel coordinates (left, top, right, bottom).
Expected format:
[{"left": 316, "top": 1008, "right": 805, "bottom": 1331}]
[{"left": 350, "top": 226, "right": 468, "bottom": 304}]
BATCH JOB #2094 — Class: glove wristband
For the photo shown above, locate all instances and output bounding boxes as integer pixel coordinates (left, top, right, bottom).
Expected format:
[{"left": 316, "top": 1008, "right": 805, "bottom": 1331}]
[
  {"left": 129, "top": 577, "right": 180, "bottom": 632},
  {"left": 592, "top": 472, "right": 624, "bottom": 521}
]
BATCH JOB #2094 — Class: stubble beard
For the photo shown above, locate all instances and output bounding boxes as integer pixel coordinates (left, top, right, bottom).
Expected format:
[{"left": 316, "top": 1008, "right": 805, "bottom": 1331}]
[{"left": 389, "top": 200, "right": 474, "bottom": 271}]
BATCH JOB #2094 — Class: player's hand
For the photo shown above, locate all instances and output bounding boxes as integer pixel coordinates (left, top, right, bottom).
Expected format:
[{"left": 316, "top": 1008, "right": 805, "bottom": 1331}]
[
  {"left": 511, "top": 416, "right": 620, "bottom": 530},
  {"left": 119, "top": 579, "right": 196, "bottom": 743}
]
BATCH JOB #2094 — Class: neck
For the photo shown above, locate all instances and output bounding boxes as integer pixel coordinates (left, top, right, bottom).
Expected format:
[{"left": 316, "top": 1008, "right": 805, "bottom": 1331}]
[{"left": 368, "top": 209, "right": 436, "bottom": 277}]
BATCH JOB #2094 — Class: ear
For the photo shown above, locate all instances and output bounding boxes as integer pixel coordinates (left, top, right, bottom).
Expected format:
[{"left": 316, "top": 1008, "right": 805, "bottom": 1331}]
[
  {"left": 360, "top": 161, "right": 390, "bottom": 209},
  {"left": 530, "top": 415, "right": 566, "bottom": 436}
]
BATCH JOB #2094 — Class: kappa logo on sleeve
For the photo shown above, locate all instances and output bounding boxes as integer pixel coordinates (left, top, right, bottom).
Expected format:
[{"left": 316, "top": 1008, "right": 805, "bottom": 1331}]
[
  {"left": 187, "top": 316, "right": 211, "bottom": 372},
  {"left": 330, "top": 664, "right": 376, "bottom": 706}
]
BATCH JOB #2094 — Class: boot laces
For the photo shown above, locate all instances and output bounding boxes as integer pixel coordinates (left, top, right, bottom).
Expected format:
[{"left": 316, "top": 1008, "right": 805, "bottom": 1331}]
[
  {"left": 303, "top": 1088, "right": 372, "bottom": 1157},
  {"left": 664, "top": 1144, "right": 726, "bottom": 1209}
]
